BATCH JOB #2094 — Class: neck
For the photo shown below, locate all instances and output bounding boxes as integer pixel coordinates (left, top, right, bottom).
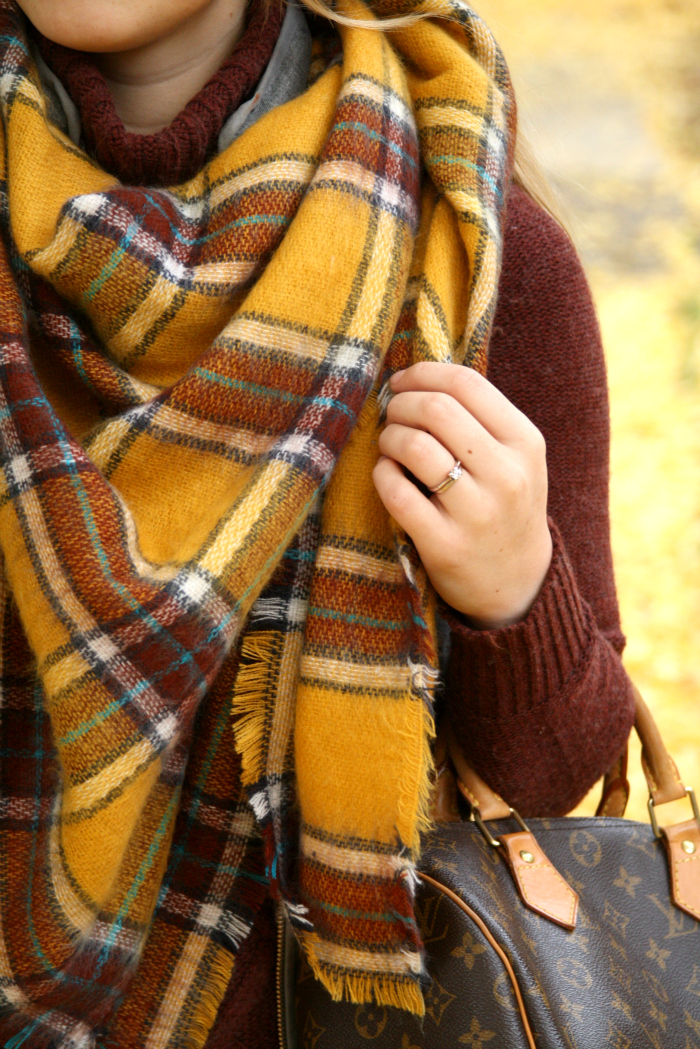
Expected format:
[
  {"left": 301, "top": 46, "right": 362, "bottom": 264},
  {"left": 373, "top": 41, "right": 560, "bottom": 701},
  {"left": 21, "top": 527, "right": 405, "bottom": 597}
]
[{"left": 95, "top": 0, "right": 248, "bottom": 135}]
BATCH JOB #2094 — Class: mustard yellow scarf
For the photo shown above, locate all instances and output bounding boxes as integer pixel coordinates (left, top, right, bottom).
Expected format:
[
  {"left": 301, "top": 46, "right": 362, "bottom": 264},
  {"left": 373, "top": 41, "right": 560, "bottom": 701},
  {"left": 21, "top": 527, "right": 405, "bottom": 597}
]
[{"left": 0, "top": 0, "right": 513, "bottom": 1043}]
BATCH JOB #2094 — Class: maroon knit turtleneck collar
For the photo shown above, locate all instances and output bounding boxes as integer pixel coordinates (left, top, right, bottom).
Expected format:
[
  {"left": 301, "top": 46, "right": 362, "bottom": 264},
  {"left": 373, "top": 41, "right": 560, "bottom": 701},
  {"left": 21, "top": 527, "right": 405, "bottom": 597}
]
[{"left": 34, "top": 1, "right": 284, "bottom": 187}]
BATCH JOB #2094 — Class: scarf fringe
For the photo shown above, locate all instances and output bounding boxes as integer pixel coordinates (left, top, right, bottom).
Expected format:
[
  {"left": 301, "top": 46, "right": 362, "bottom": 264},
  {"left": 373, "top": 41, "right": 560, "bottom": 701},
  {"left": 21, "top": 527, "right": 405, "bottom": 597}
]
[
  {"left": 417, "top": 703, "right": 437, "bottom": 838},
  {"left": 399, "top": 700, "right": 437, "bottom": 854},
  {"left": 394, "top": 671, "right": 438, "bottom": 851},
  {"left": 301, "top": 944, "right": 426, "bottom": 1017},
  {"left": 231, "top": 630, "right": 280, "bottom": 786},
  {"left": 178, "top": 948, "right": 235, "bottom": 1049}
]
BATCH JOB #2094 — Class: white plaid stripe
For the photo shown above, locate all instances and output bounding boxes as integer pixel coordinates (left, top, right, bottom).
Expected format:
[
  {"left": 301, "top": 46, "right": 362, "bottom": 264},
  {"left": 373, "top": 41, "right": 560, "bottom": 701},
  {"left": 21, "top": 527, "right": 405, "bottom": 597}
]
[
  {"left": 312, "top": 159, "right": 419, "bottom": 227},
  {"left": 228, "top": 316, "right": 332, "bottom": 364},
  {"left": 150, "top": 403, "right": 276, "bottom": 457},
  {"left": 338, "top": 75, "right": 415, "bottom": 130},
  {"left": 301, "top": 654, "right": 412, "bottom": 691}
]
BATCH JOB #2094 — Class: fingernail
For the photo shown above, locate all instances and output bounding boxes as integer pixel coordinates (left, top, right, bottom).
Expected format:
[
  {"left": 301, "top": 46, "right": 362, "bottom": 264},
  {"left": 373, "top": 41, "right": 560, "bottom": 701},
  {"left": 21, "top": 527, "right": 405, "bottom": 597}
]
[{"left": 390, "top": 369, "right": 405, "bottom": 386}]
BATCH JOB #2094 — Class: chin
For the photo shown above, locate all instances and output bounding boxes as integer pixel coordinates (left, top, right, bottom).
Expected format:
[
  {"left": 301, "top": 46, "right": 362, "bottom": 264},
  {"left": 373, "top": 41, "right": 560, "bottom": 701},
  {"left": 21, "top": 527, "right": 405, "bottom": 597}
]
[{"left": 16, "top": 0, "right": 212, "bottom": 53}]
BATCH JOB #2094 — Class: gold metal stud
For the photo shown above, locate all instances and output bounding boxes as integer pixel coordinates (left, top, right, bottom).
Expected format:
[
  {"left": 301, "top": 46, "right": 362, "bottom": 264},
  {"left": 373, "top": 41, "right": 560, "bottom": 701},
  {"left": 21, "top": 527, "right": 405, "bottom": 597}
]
[
  {"left": 519, "top": 850, "right": 535, "bottom": 863},
  {"left": 681, "top": 839, "right": 697, "bottom": 855}
]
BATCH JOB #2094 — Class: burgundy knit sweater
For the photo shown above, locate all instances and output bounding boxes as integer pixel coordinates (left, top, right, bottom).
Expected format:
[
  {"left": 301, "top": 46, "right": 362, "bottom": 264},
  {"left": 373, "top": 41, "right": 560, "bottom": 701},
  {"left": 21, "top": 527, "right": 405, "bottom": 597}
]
[{"left": 39, "top": 27, "right": 636, "bottom": 1049}]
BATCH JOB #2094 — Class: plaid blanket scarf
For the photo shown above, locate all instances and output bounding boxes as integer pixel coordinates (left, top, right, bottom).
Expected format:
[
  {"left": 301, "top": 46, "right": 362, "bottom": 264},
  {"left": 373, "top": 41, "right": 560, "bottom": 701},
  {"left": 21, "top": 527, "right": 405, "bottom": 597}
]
[{"left": 0, "top": 0, "right": 514, "bottom": 1044}]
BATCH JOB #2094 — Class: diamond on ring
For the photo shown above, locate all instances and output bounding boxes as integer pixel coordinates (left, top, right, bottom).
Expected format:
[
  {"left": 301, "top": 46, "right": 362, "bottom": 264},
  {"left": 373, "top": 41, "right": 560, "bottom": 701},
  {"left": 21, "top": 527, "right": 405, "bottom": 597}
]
[{"left": 429, "top": 459, "right": 463, "bottom": 495}]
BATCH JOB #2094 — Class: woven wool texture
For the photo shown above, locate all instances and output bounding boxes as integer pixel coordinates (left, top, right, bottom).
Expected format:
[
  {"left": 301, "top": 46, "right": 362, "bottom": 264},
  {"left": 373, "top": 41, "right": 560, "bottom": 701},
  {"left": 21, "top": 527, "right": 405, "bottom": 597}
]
[{"left": 0, "top": 0, "right": 514, "bottom": 1044}]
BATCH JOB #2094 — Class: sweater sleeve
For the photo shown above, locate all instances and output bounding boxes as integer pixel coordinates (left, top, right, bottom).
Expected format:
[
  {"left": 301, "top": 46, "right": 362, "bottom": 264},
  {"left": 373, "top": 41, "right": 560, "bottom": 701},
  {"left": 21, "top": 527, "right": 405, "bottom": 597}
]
[{"left": 443, "top": 184, "right": 636, "bottom": 818}]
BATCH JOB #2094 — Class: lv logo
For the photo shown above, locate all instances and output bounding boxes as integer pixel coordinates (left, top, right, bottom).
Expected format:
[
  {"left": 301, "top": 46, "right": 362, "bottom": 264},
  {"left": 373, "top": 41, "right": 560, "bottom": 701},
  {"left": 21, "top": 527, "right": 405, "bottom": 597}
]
[
  {"left": 648, "top": 894, "right": 700, "bottom": 939},
  {"left": 416, "top": 895, "right": 447, "bottom": 944}
]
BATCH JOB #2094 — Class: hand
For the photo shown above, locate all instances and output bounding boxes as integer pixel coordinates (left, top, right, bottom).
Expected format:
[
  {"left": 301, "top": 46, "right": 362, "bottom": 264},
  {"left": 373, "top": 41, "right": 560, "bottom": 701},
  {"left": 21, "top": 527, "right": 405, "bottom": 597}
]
[{"left": 372, "top": 362, "right": 553, "bottom": 629}]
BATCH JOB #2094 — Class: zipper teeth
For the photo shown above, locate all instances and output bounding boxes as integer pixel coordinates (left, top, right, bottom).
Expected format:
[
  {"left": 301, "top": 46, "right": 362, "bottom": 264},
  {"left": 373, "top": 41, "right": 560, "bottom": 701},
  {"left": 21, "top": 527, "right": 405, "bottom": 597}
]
[{"left": 276, "top": 908, "right": 286, "bottom": 1049}]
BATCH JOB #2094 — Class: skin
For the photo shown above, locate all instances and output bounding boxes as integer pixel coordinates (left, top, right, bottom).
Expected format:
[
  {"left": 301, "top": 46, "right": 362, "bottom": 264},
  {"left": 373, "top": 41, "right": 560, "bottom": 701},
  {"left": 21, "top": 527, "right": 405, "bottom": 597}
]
[
  {"left": 17, "top": 0, "right": 248, "bottom": 133},
  {"left": 373, "top": 363, "right": 552, "bottom": 629},
  {"left": 19, "top": 3, "right": 553, "bottom": 628}
]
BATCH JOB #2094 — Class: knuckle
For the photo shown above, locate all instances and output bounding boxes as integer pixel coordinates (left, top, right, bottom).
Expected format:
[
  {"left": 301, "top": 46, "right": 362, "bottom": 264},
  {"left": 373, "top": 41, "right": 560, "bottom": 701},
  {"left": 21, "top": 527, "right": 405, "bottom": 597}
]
[
  {"left": 379, "top": 420, "right": 401, "bottom": 445},
  {"left": 372, "top": 458, "right": 392, "bottom": 489},
  {"left": 384, "top": 395, "right": 405, "bottom": 423},
  {"left": 386, "top": 483, "right": 413, "bottom": 517},
  {"left": 526, "top": 423, "right": 547, "bottom": 458},
  {"left": 406, "top": 429, "right": 430, "bottom": 462},
  {"left": 436, "top": 536, "right": 463, "bottom": 573},
  {"left": 376, "top": 428, "right": 392, "bottom": 454},
  {"left": 422, "top": 533, "right": 452, "bottom": 573},
  {"left": 423, "top": 392, "right": 453, "bottom": 424},
  {"left": 412, "top": 360, "right": 436, "bottom": 382},
  {"left": 501, "top": 463, "right": 528, "bottom": 500},
  {"left": 374, "top": 463, "right": 412, "bottom": 515},
  {"left": 465, "top": 492, "right": 493, "bottom": 530},
  {"left": 454, "top": 366, "right": 482, "bottom": 399}
]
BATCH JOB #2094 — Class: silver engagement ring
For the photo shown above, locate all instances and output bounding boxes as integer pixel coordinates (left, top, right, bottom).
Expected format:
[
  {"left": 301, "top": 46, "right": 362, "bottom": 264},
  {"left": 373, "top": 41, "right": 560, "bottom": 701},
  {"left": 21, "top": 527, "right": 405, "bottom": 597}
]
[{"left": 429, "top": 459, "right": 463, "bottom": 495}]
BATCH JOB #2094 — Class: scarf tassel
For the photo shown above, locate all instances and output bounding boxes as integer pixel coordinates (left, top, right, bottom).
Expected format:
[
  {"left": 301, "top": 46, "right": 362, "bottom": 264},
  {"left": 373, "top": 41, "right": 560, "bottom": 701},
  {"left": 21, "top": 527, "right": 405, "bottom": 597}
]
[
  {"left": 178, "top": 948, "right": 236, "bottom": 1049},
  {"left": 300, "top": 942, "right": 426, "bottom": 1016},
  {"left": 232, "top": 630, "right": 283, "bottom": 787}
]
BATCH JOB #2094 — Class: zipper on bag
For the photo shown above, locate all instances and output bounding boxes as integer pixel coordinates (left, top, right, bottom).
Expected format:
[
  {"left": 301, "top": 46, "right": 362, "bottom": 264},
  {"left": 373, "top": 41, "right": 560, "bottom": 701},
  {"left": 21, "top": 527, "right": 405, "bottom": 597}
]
[{"left": 276, "top": 907, "right": 287, "bottom": 1049}]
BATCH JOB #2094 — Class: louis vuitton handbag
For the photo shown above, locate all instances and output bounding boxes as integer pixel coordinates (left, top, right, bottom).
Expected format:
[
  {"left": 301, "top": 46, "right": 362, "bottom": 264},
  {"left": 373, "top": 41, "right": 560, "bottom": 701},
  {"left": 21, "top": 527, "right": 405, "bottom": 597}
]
[{"left": 283, "top": 687, "right": 700, "bottom": 1048}]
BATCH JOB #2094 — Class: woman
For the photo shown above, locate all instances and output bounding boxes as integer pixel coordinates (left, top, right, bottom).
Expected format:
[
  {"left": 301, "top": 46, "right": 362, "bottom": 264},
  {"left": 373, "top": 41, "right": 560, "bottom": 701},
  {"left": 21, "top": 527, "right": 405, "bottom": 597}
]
[{"left": 0, "top": 0, "right": 635, "bottom": 1046}]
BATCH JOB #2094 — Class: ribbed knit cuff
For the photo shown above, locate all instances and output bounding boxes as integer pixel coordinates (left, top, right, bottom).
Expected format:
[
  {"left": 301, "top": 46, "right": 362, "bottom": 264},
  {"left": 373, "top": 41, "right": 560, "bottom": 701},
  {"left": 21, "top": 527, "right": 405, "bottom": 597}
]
[{"left": 443, "top": 521, "right": 596, "bottom": 722}]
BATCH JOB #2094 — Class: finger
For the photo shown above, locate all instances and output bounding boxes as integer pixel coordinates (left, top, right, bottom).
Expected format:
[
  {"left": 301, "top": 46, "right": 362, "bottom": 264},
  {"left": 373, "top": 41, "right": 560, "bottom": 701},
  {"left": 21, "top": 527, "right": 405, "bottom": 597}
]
[
  {"left": 372, "top": 455, "right": 446, "bottom": 537},
  {"left": 390, "top": 362, "right": 536, "bottom": 448},
  {"left": 385, "top": 390, "right": 505, "bottom": 481},
  {"left": 378, "top": 422, "right": 479, "bottom": 497}
]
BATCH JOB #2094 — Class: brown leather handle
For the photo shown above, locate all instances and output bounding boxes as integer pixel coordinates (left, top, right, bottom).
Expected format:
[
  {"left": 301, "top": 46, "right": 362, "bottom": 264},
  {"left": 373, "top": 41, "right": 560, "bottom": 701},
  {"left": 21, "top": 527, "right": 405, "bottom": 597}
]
[
  {"left": 598, "top": 685, "right": 687, "bottom": 817},
  {"left": 442, "top": 684, "right": 687, "bottom": 820},
  {"left": 633, "top": 685, "right": 686, "bottom": 805},
  {"left": 445, "top": 723, "right": 510, "bottom": 820}
]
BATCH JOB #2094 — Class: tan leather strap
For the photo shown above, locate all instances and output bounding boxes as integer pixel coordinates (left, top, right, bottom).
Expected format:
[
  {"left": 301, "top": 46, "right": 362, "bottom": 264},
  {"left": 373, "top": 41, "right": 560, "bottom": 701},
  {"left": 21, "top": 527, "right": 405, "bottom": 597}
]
[
  {"left": 446, "top": 725, "right": 510, "bottom": 820},
  {"left": 418, "top": 872, "right": 537, "bottom": 1049},
  {"left": 597, "top": 749, "right": 630, "bottom": 818},
  {"left": 434, "top": 685, "right": 699, "bottom": 927},
  {"left": 432, "top": 722, "right": 461, "bottom": 823},
  {"left": 633, "top": 685, "right": 687, "bottom": 805},
  {"left": 432, "top": 763, "right": 461, "bottom": 823},
  {"left": 441, "top": 727, "right": 578, "bottom": 929}
]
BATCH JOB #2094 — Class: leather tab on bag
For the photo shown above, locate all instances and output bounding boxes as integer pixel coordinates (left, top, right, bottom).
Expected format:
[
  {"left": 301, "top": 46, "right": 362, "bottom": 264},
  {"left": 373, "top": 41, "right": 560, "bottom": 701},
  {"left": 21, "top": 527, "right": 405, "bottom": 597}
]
[
  {"left": 661, "top": 820, "right": 700, "bottom": 922},
  {"left": 499, "top": 830, "right": 579, "bottom": 931}
]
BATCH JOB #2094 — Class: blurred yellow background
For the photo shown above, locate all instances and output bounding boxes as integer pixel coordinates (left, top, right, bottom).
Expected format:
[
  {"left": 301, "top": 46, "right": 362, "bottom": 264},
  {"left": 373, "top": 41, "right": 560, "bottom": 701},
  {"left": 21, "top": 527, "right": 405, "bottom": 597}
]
[{"left": 476, "top": 0, "right": 700, "bottom": 821}]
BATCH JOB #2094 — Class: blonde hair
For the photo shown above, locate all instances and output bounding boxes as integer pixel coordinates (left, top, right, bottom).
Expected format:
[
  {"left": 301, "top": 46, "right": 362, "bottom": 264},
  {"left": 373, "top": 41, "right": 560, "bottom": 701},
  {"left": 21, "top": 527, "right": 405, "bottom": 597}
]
[
  {"left": 297, "top": 0, "right": 420, "bottom": 29},
  {"left": 512, "top": 128, "right": 569, "bottom": 231}
]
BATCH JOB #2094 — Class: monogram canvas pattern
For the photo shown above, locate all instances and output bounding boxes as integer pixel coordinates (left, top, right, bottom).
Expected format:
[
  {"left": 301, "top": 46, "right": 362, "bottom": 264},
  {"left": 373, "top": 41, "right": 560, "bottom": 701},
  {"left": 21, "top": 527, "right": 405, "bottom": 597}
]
[{"left": 295, "top": 817, "right": 700, "bottom": 1048}]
